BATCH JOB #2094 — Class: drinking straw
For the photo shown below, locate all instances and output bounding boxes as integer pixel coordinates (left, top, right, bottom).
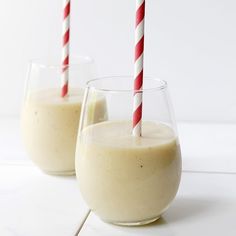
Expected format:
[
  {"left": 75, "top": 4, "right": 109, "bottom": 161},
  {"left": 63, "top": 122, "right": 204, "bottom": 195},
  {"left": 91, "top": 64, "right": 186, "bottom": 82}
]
[
  {"left": 61, "top": 0, "right": 70, "bottom": 97},
  {"left": 133, "top": 0, "right": 145, "bottom": 136}
]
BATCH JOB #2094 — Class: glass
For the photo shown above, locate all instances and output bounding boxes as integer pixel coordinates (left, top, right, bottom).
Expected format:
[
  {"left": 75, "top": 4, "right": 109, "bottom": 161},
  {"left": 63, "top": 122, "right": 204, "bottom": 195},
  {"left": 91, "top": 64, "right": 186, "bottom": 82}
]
[
  {"left": 21, "top": 56, "right": 107, "bottom": 175},
  {"left": 75, "top": 76, "right": 182, "bottom": 226}
]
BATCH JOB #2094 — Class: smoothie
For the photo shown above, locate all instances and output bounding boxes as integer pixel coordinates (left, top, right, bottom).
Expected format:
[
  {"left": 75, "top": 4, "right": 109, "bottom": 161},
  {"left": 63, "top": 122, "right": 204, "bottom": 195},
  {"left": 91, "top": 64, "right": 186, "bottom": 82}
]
[
  {"left": 21, "top": 88, "right": 107, "bottom": 175},
  {"left": 76, "top": 121, "right": 181, "bottom": 224}
]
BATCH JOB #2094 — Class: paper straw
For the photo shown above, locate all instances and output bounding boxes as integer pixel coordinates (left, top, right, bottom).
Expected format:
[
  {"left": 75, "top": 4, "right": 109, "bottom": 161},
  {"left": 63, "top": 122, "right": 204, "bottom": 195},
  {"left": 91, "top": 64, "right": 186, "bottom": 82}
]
[
  {"left": 61, "top": 0, "right": 70, "bottom": 97},
  {"left": 132, "top": 0, "right": 145, "bottom": 136}
]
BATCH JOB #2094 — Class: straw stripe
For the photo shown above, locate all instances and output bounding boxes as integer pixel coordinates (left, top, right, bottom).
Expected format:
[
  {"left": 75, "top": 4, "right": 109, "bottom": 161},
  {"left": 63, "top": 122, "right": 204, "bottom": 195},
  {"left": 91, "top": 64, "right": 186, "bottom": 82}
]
[
  {"left": 134, "top": 54, "right": 144, "bottom": 77},
  {"left": 62, "top": 56, "right": 69, "bottom": 72},
  {"left": 133, "top": 102, "right": 142, "bottom": 124},
  {"left": 61, "top": 0, "right": 70, "bottom": 97},
  {"left": 63, "top": 29, "right": 70, "bottom": 45},
  {"left": 64, "top": 1, "right": 70, "bottom": 19},
  {"left": 135, "top": 19, "right": 145, "bottom": 43},
  {"left": 136, "top": 2, "right": 145, "bottom": 25},
  {"left": 135, "top": 36, "right": 144, "bottom": 60},
  {"left": 135, "top": 0, "right": 145, "bottom": 10},
  {"left": 133, "top": 0, "right": 145, "bottom": 137},
  {"left": 134, "top": 71, "right": 143, "bottom": 90}
]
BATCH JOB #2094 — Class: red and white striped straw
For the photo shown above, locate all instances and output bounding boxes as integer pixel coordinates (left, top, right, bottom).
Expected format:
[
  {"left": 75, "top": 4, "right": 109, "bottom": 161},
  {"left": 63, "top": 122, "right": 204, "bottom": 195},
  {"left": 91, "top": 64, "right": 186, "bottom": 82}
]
[
  {"left": 133, "top": 0, "right": 145, "bottom": 136},
  {"left": 61, "top": 0, "right": 70, "bottom": 97}
]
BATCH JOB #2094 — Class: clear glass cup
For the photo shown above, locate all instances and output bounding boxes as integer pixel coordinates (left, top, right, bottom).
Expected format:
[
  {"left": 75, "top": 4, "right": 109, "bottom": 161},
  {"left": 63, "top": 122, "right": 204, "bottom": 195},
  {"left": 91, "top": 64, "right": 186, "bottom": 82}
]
[
  {"left": 75, "top": 76, "right": 182, "bottom": 226},
  {"left": 21, "top": 56, "right": 107, "bottom": 175}
]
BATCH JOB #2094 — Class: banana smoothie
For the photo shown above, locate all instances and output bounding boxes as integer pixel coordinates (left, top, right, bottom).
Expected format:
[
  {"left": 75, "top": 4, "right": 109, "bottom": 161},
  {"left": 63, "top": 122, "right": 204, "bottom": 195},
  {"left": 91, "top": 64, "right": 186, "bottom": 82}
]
[
  {"left": 21, "top": 88, "right": 107, "bottom": 175},
  {"left": 76, "top": 120, "right": 181, "bottom": 224}
]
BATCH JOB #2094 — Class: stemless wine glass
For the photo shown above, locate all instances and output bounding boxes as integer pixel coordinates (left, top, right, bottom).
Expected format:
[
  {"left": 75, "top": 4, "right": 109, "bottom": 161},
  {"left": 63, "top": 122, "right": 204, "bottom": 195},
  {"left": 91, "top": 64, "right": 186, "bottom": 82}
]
[
  {"left": 21, "top": 56, "right": 107, "bottom": 175},
  {"left": 75, "top": 76, "right": 182, "bottom": 226}
]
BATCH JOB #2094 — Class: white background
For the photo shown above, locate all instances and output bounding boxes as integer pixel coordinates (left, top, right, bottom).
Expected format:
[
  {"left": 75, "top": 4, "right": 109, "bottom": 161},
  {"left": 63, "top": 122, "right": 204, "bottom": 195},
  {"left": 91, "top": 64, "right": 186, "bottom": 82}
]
[{"left": 0, "top": 0, "right": 236, "bottom": 122}]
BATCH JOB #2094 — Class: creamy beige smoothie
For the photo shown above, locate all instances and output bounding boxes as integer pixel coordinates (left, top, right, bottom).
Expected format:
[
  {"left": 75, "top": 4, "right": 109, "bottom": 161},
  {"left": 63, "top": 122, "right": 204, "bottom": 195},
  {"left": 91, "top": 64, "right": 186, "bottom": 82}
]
[
  {"left": 76, "top": 121, "right": 181, "bottom": 224},
  {"left": 21, "top": 88, "right": 107, "bottom": 175}
]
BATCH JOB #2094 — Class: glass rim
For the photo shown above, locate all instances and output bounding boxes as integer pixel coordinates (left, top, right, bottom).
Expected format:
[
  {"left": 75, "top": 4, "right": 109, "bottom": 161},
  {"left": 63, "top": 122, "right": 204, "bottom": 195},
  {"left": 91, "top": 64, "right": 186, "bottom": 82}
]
[
  {"left": 29, "top": 55, "right": 94, "bottom": 69},
  {"left": 86, "top": 76, "right": 168, "bottom": 93}
]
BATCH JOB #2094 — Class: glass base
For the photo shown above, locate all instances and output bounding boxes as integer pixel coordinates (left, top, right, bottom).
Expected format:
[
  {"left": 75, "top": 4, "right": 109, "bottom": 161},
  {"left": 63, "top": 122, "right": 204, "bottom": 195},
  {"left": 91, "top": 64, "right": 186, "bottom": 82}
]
[
  {"left": 105, "top": 215, "right": 161, "bottom": 226},
  {"left": 42, "top": 169, "right": 75, "bottom": 176}
]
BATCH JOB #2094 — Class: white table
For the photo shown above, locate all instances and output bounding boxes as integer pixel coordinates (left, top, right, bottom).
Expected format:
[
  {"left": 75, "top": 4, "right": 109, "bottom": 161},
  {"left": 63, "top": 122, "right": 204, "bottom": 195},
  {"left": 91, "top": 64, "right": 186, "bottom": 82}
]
[
  {"left": 1, "top": 118, "right": 236, "bottom": 236},
  {"left": 0, "top": 164, "right": 88, "bottom": 236}
]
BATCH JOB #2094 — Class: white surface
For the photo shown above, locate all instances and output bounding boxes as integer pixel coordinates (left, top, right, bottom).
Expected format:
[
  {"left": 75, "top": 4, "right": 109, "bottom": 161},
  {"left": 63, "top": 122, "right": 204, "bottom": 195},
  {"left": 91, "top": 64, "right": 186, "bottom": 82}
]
[
  {"left": 0, "top": 164, "right": 88, "bottom": 236},
  {"left": 79, "top": 172, "right": 236, "bottom": 236},
  {"left": 1, "top": 0, "right": 236, "bottom": 122}
]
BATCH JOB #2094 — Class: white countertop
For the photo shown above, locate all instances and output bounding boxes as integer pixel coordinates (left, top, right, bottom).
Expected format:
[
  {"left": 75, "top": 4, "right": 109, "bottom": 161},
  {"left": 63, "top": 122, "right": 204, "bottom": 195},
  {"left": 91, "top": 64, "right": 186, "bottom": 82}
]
[
  {"left": 0, "top": 118, "right": 236, "bottom": 235},
  {"left": 0, "top": 164, "right": 88, "bottom": 236}
]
